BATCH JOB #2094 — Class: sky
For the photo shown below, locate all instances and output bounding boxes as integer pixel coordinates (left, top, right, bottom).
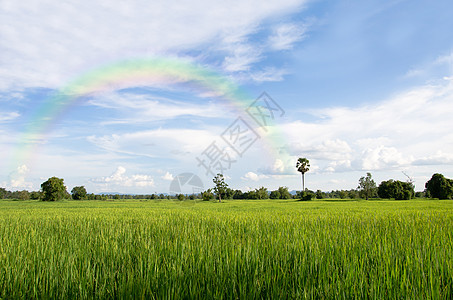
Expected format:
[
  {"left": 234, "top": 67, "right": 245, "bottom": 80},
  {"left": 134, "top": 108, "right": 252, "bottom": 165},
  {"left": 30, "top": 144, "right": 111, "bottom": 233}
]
[{"left": 1, "top": 0, "right": 453, "bottom": 194}]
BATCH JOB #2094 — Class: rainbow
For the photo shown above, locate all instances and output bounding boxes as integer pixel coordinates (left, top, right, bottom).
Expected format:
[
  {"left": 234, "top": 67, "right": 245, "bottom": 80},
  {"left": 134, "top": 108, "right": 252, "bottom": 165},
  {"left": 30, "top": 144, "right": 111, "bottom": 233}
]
[{"left": 11, "top": 57, "right": 286, "bottom": 173}]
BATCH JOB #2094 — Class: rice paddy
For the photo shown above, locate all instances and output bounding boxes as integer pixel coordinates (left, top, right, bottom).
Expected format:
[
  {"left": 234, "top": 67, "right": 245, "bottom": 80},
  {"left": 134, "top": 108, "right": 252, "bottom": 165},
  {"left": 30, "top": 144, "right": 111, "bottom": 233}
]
[{"left": 0, "top": 199, "right": 452, "bottom": 299}]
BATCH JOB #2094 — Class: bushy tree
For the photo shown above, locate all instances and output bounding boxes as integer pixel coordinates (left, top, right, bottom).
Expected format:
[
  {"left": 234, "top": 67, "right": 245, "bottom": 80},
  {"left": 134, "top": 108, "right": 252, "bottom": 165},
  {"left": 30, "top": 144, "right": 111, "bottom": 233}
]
[
  {"left": 358, "top": 173, "right": 376, "bottom": 200},
  {"left": 41, "top": 177, "right": 67, "bottom": 201},
  {"left": 277, "top": 186, "right": 292, "bottom": 199},
  {"left": 255, "top": 187, "right": 268, "bottom": 200},
  {"left": 297, "top": 190, "right": 314, "bottom": 201},
  {"left": 378, "top": 180, "right": 414, "bottom": 200},
  {"left": 177, "top": 194, "right": 185, "bottom": 201},
  {"left": 316, "top": 190, "right": 323, "bottom": 199},
  {"left": 71, "top": 186, "right": 87, "bottom": 200},
  {"left": 213, "top": 174, "right": 228, "bottom": 202},
  {"left": 30, "top": 191, "right": 42, "bottom": 200},
  {"left": 233, "top": 189, "right": 244, "bottom": 199},
  {"left": 269, "top": 190, "right": 281, "bottom": 199},
  {"left": 202, "top": 189, "right": 214, "bottom": 201},
  {"left": 425, "top": 173, "right": 453, "bottom": 199},
  {"left": 0, "top": 187, "right": 7, "bottom": 199}
]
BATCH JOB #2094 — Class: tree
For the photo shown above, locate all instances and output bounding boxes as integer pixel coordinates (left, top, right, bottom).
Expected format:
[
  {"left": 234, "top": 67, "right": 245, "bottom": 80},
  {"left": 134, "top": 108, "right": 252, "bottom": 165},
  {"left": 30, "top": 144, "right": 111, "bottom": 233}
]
[
  {"left": 269, "top": 190, "right": 281, "bottom": 199},
  {"left": 296, "top": 158, "right": 310, "bottom": 191},
  {"left": 0, "top": 187, "right": 7, "bottom": 199},
  {"left": 358, "top": 173, "right": 376, "bottom": 200},
  {"left": 316, "top": 190, "right": 323, "bottom": 199},
  {"left": 378, "top": 180, "right": 414, "bottom": 200},
  {"left": 277, "top": 186, "right": 292, "bottom": 199},
  {"left": 71, "top": 186, "right": 87, "bottom": 200},
  {"left": 41, "top": 177, "right": 67, "bottom": 201},
  {"left": 177, "top": 194, "right": 185, "bottom": 201},
  {"left": 255, "top": 187, "right": 268, "bottom": 200},
  {"left": 425, "top": 173, "right": 453, "bottom": 199},
  {"left": 213, "top": 174, "right": 228, "bottom": 202},
  {"left": 233, "top": 189, "right": 244, "bottom": 199},
  {"left": 30, "top": 191, "right": 42, "bottom": 200}
]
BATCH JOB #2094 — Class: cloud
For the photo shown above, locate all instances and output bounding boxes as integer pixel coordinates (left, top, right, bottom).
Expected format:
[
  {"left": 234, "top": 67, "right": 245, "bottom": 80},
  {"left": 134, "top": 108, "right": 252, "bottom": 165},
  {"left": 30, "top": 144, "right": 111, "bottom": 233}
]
[
  {"left": 3, "top": 165, "right": 33, "bottom": 190},
  {"left": 241, "top": 171, "right": 268, "bottom": 181},
  {"left": 248, "top": 67, "right": 288, "bottom": 82},
  {"left": 0, "top": 0, "right": 307, "bottom": 90},
  {"left": 358, "top": 146, "right": 411, "bottom": 170},
  {"left": 268, "top": 22, "right": 309, "bottom": 50},
  {"left": 222, "top": 43, "right": 262, "bottom": 72},
  {"left": 412, "top": 151, "right": 453, "bottom": 166},
  {"left": 0, "top": 111, "right": 20, "bottom": 122},
  {"left": 91, "top": 166, "right": 154, "bottom": 187},
  {"left": 282, "top": 77, "right": 453, "bottom": 172},
  {"left": 87, "top": 127, "right": 220, "bottom": 160},
  {"left": 86, "top": 91, "right": 231, "bottom": 121},
  {"left": 161, "top": 172, "right": 174, "bottom": 181}
]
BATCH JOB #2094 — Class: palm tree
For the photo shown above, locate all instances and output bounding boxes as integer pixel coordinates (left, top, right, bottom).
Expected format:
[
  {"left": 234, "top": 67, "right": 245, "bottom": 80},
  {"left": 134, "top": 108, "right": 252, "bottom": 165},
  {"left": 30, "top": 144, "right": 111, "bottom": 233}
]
[{"left": 296, "top": 158, "right": 310, "bottom": 191}]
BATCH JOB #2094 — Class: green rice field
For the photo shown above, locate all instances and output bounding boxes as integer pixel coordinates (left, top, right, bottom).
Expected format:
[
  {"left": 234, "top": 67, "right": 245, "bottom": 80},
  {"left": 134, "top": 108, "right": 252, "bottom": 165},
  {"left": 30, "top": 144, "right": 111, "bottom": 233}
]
[{"left": 0, "top": 199, "right": 452, "bottom": 299}]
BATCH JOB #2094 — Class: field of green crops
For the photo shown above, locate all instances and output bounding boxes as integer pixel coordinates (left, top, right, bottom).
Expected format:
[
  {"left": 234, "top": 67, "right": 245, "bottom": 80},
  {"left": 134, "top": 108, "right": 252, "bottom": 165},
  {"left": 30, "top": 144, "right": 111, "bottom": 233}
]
[{"left": 0, "top": 199, "right": 452, "bottom": 299}]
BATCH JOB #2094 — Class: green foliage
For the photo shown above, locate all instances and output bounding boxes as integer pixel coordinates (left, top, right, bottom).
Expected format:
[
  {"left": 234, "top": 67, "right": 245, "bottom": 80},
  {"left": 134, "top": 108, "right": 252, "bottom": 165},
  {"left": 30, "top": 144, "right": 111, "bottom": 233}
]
[
  {"left": 296, "top": 158, "right": 310, "bottom": 191},
  {"left": 1, "top": 200, "right": 450, "bottom": 298},
  {"left": 316, "top": 190, "right": 324, "bottom": 199},
  {"left": 277, "top": 186, "right": 292, "bottom": 199},
  {"left": 232, "top": 190, "right": 244, "bottom": 199},
  {"left": 378, "top": 180, "right": 414, "bottom": 200},
  {"left": 30, "top": 191, "right": 42, "bottom": 200},
  {"left": 0, "top": 187, "right": 6, "bottom": 199},
  {"left": 425, "top": 173, "right": 453, "bottom": 199},
  {"left": 201, "top": 189, "right": 214, "bottom": 201},
  {"left": 297, "top": 191, "right": 314, "bottom": 201},
  {"left": 270, "top": 187, "right": 292, "bottom": 200},
  {"left": 71, "top": 186, "right": 87, "bottom": 200},
  {"left": 41, "top": 177, "right": 67, "bottom": 202},
  {"left": 177, "top": 194, "right": 185, "bottom": 201},
  {"left": 269, "top": 190, "right": 280, "bottom": 199},
  {"left": 255, "top": 187, "right": 268, "bottom": 200},
  {"left": 212, "top": 174, "right": 228, "bottom": 202},
  {"left": 358, "top": 173, "right": 377, "bottom": 200}
]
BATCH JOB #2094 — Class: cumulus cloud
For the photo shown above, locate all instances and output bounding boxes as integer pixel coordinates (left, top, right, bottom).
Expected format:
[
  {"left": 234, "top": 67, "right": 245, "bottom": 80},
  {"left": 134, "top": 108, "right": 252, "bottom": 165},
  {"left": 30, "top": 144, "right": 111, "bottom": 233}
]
[
  {"left": 241, "top": 171, "right": 268, "bottom": 181},
  {"left": 3, "top": 165, "right": 33, "bottom": 190},
  {"left": 91, "top": 166, "right": 154, "bottom": 187},
  {"left": 161, "top": 172, "right": 174, "bottom": 181},
  {"left": 282, "top": 78, "right": 453, "bottom": 172}
]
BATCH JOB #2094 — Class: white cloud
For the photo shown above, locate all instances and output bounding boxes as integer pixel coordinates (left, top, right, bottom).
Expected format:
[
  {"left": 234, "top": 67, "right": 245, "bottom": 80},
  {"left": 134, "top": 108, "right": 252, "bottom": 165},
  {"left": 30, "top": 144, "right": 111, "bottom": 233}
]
[
  {"left": 87, "top": 91, "right": 231, "bottom": 121},
  {"left": 248, "top": 67, "right": 288, "bottom": 82},
  {"left": 222, "top": 43, "right": 262, "bottom": 72},
  {"left": 358, "top": 146, "right": 411, "bottom": 170},
  {"left": 3, "top": 164, "right": 33, "bottom": 190},
  {"left": 92, "top": 166, "right": 154, "bottom": 187},
  {"left": 268, "top": 22, "right": 309, "bottom": 50},
  {"left": 282, "top": 78, "right": 453, "bottom": 172},
  {"left": 87, "top": 128, "right": 220, "bottom": 159},
  {"left": 162, "top": 172, "right": 174, "bottom": 181},
  {"left": 241, "top": 171, "right": 268, "bottom": 181},
  {"left": 0, "top": 0, "right": 307, "bottom": 90},
  {"left": 0, "top": 111, "right": 20, "bottom": 122}
]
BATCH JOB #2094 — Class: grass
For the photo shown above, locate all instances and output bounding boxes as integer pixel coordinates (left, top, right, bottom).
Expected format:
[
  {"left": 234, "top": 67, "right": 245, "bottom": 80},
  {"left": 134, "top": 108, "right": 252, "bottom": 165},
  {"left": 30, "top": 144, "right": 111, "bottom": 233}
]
[{"left": 0, "top": 198, "right": 452, "bottom": 299}]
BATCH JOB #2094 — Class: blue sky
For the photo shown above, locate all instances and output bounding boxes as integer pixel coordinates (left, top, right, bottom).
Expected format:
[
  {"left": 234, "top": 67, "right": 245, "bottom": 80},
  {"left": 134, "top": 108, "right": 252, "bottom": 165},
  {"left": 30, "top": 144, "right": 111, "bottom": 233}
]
[{"left": 1, "top": 0, "right": 453, "bottom": 194}]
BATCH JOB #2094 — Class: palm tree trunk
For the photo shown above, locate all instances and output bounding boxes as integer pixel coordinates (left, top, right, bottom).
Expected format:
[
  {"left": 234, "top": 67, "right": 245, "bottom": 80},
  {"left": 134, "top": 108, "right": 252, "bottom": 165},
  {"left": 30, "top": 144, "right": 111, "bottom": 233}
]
[
  {"left": 219, "top": 193, "right": 222, "bottom": 203},
  {"left": 302, "top": 173, "right": 305, "bottom": 191}
]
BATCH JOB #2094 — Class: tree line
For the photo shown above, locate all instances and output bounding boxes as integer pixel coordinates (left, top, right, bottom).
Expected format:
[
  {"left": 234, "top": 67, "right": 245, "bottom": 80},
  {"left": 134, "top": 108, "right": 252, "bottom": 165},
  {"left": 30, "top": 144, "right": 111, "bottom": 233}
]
[{"left": 0, "top": 172, "right": 452, "bottom": 202}]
